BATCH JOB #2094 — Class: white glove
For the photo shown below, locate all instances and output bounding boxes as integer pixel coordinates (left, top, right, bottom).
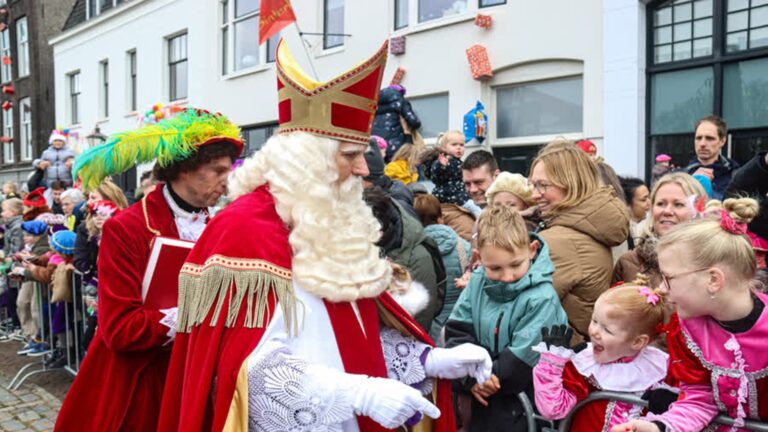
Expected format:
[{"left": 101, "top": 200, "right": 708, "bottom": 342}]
[
  {"left": 351, "top": 376, "right": 441, "bottom": 428},
  {"left": 159, "top": 307, "right": 178, "bottom": 345},
  {"left": 424, "top": 343, "right": 492, "bottom": 383}
]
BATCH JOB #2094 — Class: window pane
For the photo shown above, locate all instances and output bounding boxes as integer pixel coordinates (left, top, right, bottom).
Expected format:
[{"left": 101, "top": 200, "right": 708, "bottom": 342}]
[
  {"left": 480, "top": 0, "right": 505, "bottom": 6},
  {"left": 750, "top": 26, "right": 768, "bottom": 48},
  {"left": 266, "top": 32, "right": 279, "bottom": 63},
  {"left": 727, "top": 11, "right": 748, "bottom": 31},
  {"left": 324, "top": 0, "right": 344, "bottom": 49},
  {"left": 655, "top": 7, "right": 672, "bottom": 26},
  {"left": 693, "top": 18, "right": 712, "bottom": 37},
  {"left": 693, "top": 0, "right": 712, "bottom": 18},
  {"left": 171, "top": 62, "right": 188, "bottom": 100},
  {"left": 673, "top": 3, "right": 692, "bottom": 21},
  {"left": 418, "top": 0, "right": 467, "bottom": 23},
  {"left": 723, "top": 58, "right": 768, "bottom": 129},
  {"left": 496, "top": 77, "right": 583, "bottom": 138},
  {"left": 650, "top": 135, "right": 694, "bottom": 169},
  {"left": 222, "top": 27, "right": 228, "bottom": 75},
  {"left": 395, "top": 0, "right": 409, "bottom": 29},
  {"left": 674, "top": 22, "right": 692, "bottom": 40},
  {"left": 727, "top": 0, "right": 748, "bottom": 11},
  {"left": 726, "top": 31, "right": 748, "bottom": 51},
  {"left": 651, "top": 67, "right": 713, "bottom": 134},
  {"left": 754, "top": 0, "right": 768, "bottom": 7},
  {"left": 407, "top": 93, "right": 449, "bottom": 139},
  {"left": 655, "top": 44, "right": 673, "bottom": 63},
  {"left": 673, "top": 41, "right": 692, "bottom": 60},
  {"left": 222, "top": 0, "right": 228, "bottom": 24},
  {"left": 235, "top": 0, "right": 258, "bottom": 17},
  {"left": 242, "top": 123, "right": 278, "bottom": 155},
  {"left": 655, "top": 26, "right": 672, "bottom": 44},
  {"left": 234, "top": 15, "right": 259, "bottom": 69},
  {"left": 693, "top": 37, "right": 712, "bottom": 56},
  {"left": 752, "top": 6, "right": 768, "bottom": 27}
]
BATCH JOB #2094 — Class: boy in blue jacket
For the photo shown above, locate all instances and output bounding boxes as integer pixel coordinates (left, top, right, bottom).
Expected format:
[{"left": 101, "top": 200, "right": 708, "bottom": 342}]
[{"left": 446, "top": 206, "right": 567, "bottom": 431}]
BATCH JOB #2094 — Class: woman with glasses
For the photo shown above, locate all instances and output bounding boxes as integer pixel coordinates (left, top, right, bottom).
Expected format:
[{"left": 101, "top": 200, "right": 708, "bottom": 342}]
[
  {"left": 528, "top": 140, "right": 629, "bottom": 343},
  {"left": 613, "top": 173, "right": 706, "bottom": 289}
]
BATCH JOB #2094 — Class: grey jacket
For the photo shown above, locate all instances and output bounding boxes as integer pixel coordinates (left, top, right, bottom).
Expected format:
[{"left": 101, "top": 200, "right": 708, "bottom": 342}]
[{"left": 33, "top": 145, "right": 76, "bottom": 185}]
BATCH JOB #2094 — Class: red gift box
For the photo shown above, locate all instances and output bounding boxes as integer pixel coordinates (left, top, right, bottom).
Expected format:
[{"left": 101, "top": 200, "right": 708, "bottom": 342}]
[
  {"left": 466, "top": 45, "right": 493, "bottom": 80},
  {"left": 2, "top": 85, "right": 13, "bottom": 95},
  {"left": 390, "top": 67, "right": 406, "bottom": 86},
  {"left": 475, "top": 13, "right": 492, "bottom": 29},
  {"left": 390, "top": 36, "right": 406, "bottom": 55},
  {"left": 1, "top": 101, "right": 11, "bottom": 111}
]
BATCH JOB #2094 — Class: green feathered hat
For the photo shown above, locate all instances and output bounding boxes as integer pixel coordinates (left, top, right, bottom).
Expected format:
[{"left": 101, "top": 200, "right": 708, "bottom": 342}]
[{"left": 73, "top": 108, "right": 244, "bottom": 190}]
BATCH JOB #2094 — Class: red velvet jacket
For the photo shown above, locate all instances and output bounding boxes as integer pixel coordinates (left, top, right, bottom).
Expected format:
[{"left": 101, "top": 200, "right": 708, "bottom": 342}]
[{"left": 55, "top": 187, "right": 180, "bottom": 432}]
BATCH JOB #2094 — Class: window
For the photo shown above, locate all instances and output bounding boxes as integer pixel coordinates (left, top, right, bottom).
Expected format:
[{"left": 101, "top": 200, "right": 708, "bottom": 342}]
[
  {"left": 19, "top": 97, "right": 31, "bottom": 161},
  {"left": 395, "top": 0, "right": 409, "bottom": 29},
  {"left": 87, "top": 0, "right": 119, "bottom": 19},
  {"left": 726, "top": 0, "right": 768, "bottom": 52},
  {"left": 100, "top": 60, "right": 109, "bottom": 118},
  {"left": 723, "top": 57, "right": 768, "bottom": 129},
  {"left": 3, "top": 107, "right": 12, "bottom": 163},
  {"left": 652, "top": 0, "right": 713, "bottom": 64},
  {"left": 168, "top": 33, "right": 188, "bottom": 101},
  {"left": 16, "top": 17, "right": 29, "bottom": 77},
  {"left": 419, "top": 0, "right": 467, "bottom": 23},
  {"left": 221, "top": 0, "right": 280, "bottom": 75},
  {"left": 496, "top": 77, "right": 583, "bottom": 138},
  {"left": 127, "top": 50, "right": 137, "bottom": 111},
  {"left": 242, "top": 122, "right": 278, "bottom": 155},
  {"left": 651, "top": 67, "right": 713, "bottom": 135},
  {"left": 407, "top": 93, "right": 449, "bottom": 139},
  {"left": 0, "top": 30, "right": 10, "bottom": 83},
  {"left": 69, "top": 72, "right": 81, "bottom": 124},
  {"left": 324, "top": 0, "right": 344, "bottom": 49},
  {"left": 479, "top": 0, "right": 505, "bottom": 7}
]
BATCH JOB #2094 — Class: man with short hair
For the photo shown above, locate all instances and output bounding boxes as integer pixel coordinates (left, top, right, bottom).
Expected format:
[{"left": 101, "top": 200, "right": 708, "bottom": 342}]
[
  {"left": 461, "top": 150, "right": 500, "bottom": 208},
  {"left": 55, "top": 109, "right": 244, "bottom": 432},
  {"left": 684, "top": 115, "right": 740, "bottom": 200},
  {"left": 48, "top": 180, "right": 67, "bottom": 214}
]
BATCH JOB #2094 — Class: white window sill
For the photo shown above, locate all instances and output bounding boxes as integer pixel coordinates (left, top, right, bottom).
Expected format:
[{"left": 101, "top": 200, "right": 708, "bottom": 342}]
[
  {"left": 222, "top": 64, "right": 273, "bottom": 81},
  {"left": 316, "top": 45, "right": 345, "bottom": 59},
  {"left": 393, "top": 13, "right": 475, "bottom": 37},
  {"left": 124, "top": 111, "right": 138, "bottom": 118},
  {"left": 491, "top": 132, "right": 583, "bottom": 147}
]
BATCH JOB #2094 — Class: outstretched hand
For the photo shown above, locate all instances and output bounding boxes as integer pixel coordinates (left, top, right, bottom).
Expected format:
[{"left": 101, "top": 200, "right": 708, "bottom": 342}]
[{"left": 541, "top": 324, "right": 573, "bottom": 349}]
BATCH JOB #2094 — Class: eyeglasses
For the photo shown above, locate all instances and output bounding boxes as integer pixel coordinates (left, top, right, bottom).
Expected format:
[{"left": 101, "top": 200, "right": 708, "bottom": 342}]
[
  {"left": 661, "top": 267, "right": 709, "bottom": 292},
  {"left": 530, "top": 181, "right": 553, "bottom": 194}
]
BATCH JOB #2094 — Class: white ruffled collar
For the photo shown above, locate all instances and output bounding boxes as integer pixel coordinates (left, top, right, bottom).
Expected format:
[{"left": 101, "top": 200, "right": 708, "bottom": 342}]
[
  {"left": 571, "top": 344, "right": 669, "bottom": 392},
  {"left": 162, "top": 185, "right": 208, "bottom": 241}
]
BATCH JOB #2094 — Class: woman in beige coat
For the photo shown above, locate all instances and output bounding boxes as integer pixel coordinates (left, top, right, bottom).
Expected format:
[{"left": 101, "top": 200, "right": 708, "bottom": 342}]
[{"left": 528, "top": 141, "right": 629, "bottom": 342}]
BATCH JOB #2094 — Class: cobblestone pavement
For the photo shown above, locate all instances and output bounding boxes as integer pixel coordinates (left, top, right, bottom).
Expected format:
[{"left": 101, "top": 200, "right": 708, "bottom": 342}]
[{"left": 0, "top": 377, "right": 61, "bottom": 432}]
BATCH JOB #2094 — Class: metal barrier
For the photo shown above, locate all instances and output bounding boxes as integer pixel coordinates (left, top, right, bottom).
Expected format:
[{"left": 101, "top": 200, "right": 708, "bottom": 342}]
[
  {"left": 556, "top": 391, "right": 768, "bottom": 432},
  {"left": 518, "top": 391, "right": 555, "bottom": 432},
  {"left": 62, "top": 270, "right": 88, "bottom": 376}
]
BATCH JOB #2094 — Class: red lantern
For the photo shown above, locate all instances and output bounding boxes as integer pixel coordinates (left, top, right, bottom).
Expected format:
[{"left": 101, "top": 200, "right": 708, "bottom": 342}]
[
  {"left": 1, "top": 56, "right": 10, "bottom": 66},
  {"left": 2, "top": 101, "right": 12, "bottom": 111},
  {"left": 2, "top": 85, "right": 13, "bottom": 95},
  {"left": 466, "top": 45, "right": 493, "bottom": 81},
  {"left": 0, "top": 136, "right": 12, "bottom": 143}
]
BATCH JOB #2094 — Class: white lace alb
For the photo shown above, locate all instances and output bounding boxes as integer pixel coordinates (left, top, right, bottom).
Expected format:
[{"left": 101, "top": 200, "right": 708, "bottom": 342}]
[{"left": 379, "top": 327, "right": 432, "bottom": 395}]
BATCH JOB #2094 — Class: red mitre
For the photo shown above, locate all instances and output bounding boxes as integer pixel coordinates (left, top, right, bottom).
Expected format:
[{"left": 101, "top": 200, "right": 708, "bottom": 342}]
[{"left": 275, "top": 39, "right": 388, "bottom": 144}]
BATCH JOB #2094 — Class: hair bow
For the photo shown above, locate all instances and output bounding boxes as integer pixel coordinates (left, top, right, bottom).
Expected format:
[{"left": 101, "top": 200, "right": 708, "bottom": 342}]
[{"left": 638, "top": 287, "right": 660, "bottom": 305}]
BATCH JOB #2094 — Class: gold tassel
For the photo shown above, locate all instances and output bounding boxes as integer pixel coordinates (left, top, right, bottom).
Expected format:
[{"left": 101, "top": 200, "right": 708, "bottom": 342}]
[{"left": 177, "top": 260, "right": 297, "bottom": 335}]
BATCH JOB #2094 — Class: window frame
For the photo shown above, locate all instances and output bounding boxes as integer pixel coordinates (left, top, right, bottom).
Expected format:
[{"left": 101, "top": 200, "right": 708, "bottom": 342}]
[
  {"left": 405, "top": 92, "right": 450, "bottom": 141},
  {"left": 479, "top": 0, "right": 506, "bottom": 8},
  {"left": 323, "top": 0, "right": 345, "bottom": 49},
  {"left": 168, "top": 32, "right": 188, "bottom": 102},
  {"left": 100, "top": 59, "right": 109, "bottom": 118},
  {"left": 241, "top": 122, "right": 279, "bottom": 155},
  {"left": 0, "top": 29, "right": 10, "bottom": 83},
  {"left": 68, "top": 71, "right": 81, "bottom": 125},
  {"left": 645, "top": 0, "right": 768, "bottom": 179},
  {"left": 16, "top": 16, "right": 29, "bottom": 78},
  {"left": 3, "top": 106, "right": 13, "bottom": 163},
  {"left": 394, "top": 0, "right": 478, "bottom": 30},
  {"left": 19, "top": 97, "right": 31, "bottom": 161},
  {"left": 127, "top": 49, "right": 137, "bottom": 112},
  {"left": 220, "top": 0, "right": 279, "bottom": 77}
]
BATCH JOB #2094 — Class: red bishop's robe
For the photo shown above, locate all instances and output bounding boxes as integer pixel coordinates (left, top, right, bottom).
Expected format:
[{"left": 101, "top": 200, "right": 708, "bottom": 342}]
[
  {"left": 158, "top": 185, "right": 455, "bottom": 432},
  {"left": 55, "top": 186, "right": 180, "bottom": 431}
]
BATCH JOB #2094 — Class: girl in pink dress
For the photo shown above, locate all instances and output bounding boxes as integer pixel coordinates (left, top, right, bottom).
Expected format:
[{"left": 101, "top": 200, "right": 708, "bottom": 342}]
[
  {"left": 532, "top": 284, "right": 669, "bottom": 431},
  {"left": 613, "top": 197, "right": 767, "bottom": 432}
]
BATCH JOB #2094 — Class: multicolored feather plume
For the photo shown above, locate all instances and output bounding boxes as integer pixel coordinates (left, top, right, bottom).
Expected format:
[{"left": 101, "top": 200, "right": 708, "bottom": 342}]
[{"left": 73, "top": 109, "right": 242, "bottom": 190}]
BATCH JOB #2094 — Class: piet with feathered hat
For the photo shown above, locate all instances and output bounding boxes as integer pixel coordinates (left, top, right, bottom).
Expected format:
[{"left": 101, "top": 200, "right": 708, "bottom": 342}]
[
  {"left": 160, "top": 38, "right": 472, "bottom": 432},
  {"left": 54, "top": 108, "right": 243, "bottom": 432}
]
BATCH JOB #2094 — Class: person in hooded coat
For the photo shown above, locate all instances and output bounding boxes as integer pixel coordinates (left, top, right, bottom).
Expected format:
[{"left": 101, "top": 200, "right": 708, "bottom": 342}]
[{"left": 371, "top": 85, "right": 421, "bottom": 161}]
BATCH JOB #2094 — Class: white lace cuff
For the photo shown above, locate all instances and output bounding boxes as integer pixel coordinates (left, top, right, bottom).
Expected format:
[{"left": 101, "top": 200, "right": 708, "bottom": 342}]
[
  {"left": 531, "top": 342, "right": 575, "bottom": 360},
  {"left": 379, "top": 327, "right": 433, "bottom": 395},
  {"left": 159, "top": 307, "right": 177, "bottom": 346},
  {"left": 247, "top": 343, "right": 359, "bottom": 431}
]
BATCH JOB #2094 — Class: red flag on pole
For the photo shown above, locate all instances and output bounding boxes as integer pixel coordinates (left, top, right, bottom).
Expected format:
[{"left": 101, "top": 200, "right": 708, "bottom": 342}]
[{"left": 259, "top": 0, "right": 297, "bottom": 45}]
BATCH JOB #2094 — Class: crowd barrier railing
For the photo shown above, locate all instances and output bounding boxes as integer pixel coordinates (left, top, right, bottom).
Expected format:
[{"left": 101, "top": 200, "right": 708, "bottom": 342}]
[{"left": 9, "top": 282, "right": 59, "bottom": 390}]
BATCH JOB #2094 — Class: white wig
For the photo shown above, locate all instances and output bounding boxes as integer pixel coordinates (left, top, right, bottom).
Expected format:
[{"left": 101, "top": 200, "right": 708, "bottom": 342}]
[{"left": 228, "top": 132, "right": 391, "bottom": 302}]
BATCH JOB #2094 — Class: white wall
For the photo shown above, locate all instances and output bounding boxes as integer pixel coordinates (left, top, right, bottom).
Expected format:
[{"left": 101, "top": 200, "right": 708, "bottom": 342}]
[{"left": 52, "top": 0, "right": 610, "bottom": 181}]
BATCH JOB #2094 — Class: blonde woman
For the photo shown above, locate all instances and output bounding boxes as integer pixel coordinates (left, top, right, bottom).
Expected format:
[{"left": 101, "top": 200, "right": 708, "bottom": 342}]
[
  {"left": 384, "top": 144, "right": 420, "bottom": 185},
  {"left": 528, "top": 140, "right": 629, "bottom": 342}
]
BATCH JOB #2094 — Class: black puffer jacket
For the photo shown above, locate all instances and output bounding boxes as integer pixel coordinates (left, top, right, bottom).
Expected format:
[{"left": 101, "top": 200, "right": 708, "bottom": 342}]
[
  {"left": 371, "top": 87, "right": 421, "bottom": 161},
  {"left": 725, "top": 152, "right": 768, "bottom": 241}
]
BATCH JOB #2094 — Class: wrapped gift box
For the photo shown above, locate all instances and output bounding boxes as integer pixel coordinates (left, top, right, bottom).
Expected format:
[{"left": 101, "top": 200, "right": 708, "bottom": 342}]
[
  {"left": 390, "top": 67, "right": 406, "bottom": 85},
  {"left": 390, "top": 36, "right": 406, "bottom": 55},
  {"left": 475, "top": 13, "right": 492, "bottom": 29},
  {"left": 466, "top": 45, "right": 493, "bottom": 80}
]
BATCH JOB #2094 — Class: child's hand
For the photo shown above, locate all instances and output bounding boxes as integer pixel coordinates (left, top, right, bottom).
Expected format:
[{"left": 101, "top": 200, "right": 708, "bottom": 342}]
[
  {"left": 610, "top": 420, "right": 661, "bottom": 432},
  {"left": 38, "top": 161, "right": 51, "bottom": 170},
  {"left": 454, "top": 270, "right": 471, "bottom": 290},
  {"left": 470, "top": 374, "right": 500, "bottom": 406},
  {"left": 64, "top": 263, "right": 75, "bottom": 271},
  {"left": 438, "top": 152, "right": 449, "bottom": 166}
]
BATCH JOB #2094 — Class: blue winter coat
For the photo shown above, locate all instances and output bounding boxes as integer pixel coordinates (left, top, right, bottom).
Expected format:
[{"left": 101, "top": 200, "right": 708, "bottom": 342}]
[
  {"left": 33, "top": 145, "right": 76, "bottom": 185},
  {"left": 424, "top": 224, "right": 471, "bottom": 344}
]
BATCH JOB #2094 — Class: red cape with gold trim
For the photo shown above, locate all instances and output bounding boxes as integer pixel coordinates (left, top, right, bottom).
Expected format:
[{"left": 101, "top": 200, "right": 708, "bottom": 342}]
[{"left": 158, "top": 185, "right": 455, "bottom": 432}]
